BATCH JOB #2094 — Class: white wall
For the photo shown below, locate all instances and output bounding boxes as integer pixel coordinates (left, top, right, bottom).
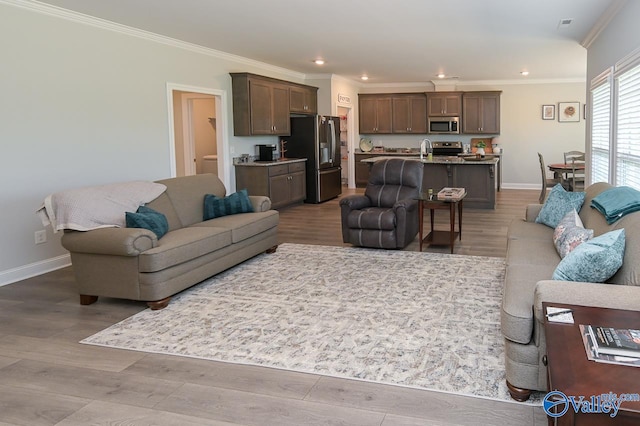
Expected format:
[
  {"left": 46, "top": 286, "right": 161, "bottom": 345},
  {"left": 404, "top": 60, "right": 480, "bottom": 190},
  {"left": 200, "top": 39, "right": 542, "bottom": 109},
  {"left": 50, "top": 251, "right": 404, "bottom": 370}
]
[
  {"left": 0, "top": 2, "right": 304, "bottom": 283},
  {"left": 355, "top": 82, "right": 586, "bottom": 188},
  {"left": 587, "top": 1, "right": 640, "bottom": 84}
]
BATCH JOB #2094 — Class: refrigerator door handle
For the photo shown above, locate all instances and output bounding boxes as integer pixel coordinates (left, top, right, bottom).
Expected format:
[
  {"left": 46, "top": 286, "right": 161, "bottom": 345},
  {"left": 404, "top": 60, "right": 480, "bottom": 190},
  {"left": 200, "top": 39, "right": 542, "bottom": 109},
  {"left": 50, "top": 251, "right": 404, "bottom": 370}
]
[{"left": 328, "top": 119, "right": 336, "bottom": 165}]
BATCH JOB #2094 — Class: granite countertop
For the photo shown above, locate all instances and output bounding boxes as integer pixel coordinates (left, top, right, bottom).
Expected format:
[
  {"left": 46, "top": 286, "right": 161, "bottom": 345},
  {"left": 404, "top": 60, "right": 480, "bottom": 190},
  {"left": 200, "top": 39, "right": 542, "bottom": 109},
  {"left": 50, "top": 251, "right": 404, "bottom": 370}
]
[
  {"left": 360, "top": 156, "right": 499, "bottom": 165},
  {"left": 234, "top": 158, "right": 307, "bottom": 167}
]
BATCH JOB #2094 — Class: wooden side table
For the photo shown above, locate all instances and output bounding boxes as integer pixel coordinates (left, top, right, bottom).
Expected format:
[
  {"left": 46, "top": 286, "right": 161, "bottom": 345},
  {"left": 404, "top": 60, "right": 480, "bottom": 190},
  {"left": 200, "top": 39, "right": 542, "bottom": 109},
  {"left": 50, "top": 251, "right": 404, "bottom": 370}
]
[
  {"left": 543, "top": 303, "right": 640, "bottom": 425},
  {"left": 415, "top": 189, "right": 466, "bottom": 253}
]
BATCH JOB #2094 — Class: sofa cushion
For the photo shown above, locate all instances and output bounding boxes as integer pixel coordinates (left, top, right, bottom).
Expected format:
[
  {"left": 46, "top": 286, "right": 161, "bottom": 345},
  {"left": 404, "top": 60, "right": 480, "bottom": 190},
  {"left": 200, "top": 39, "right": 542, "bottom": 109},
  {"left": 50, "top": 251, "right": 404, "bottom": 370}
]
[
  {"left": 155, "top": 174, "right": 227, "bottom": 227},
  {"left": 507, "top": 219, "right": 554, "bottom": 241},
  {"left": 126, "top": 206, "right": 169, "bottom": 239},
  {"left": 192, "top": 210, "right": 279, "bottom": 243},
  {"left": 553, "top": 229, "right": 626, "bottom": 282},
  {"left": 535, "top": 184, "right": 585, "bottom": 228},
  {"left": 553, "top": 209, "right": 593, "bottom": 258},
  {"left": 503, "top": 238, "right": 559, "bottom": 344},
  {"left": 347, "top": 207, "right": 396, "bottom": 230},
  {"left": 138, "top": 227, "right": 232, "bottom": 273},
  {"left": 203, "top": 189, "right": 254, "bottom": 220}
]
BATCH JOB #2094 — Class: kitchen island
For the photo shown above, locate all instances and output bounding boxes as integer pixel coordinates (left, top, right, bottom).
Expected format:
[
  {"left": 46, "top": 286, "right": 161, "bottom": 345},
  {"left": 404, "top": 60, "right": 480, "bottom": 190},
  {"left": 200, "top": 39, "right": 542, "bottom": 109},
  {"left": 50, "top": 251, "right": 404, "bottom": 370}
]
[{"left": 361, "top": 156, "right": 498, "bottom": 209}]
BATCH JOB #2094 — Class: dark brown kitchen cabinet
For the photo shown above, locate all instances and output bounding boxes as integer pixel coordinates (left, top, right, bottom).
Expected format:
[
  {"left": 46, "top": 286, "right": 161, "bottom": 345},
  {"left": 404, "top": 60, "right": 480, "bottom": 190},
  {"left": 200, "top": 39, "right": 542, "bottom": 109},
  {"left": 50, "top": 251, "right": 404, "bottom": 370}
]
[
  {"left": 289, "top": 85, "right": 317, "bottom": 114},
  {"left": 355, "top": 153, "right": 377, "bottom": 187},
  {"left": 462, "top": 91, "right": 501, "bottom": 134},
  {"left": 359, "top": 95, "right": 393, "bottom": 134},
  {"left": 230, "top": 73, "right": 291, "bottom": 136},
  {"left": 235, "top": 161, "right": 306, "bottom": 210},
  {"left": 427, "top": 92, "right": 462, "bottom": 116},
  {"left": 392, "top": 94, "right": 427, "bottom": 133}
]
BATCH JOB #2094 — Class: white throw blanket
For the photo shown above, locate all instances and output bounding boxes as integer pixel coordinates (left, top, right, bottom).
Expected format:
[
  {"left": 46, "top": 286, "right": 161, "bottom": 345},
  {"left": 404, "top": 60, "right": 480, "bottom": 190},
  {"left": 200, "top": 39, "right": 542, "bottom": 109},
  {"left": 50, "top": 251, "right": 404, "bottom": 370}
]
[{"left": 37, "top": 181, "right": 167, "bottom": 232}]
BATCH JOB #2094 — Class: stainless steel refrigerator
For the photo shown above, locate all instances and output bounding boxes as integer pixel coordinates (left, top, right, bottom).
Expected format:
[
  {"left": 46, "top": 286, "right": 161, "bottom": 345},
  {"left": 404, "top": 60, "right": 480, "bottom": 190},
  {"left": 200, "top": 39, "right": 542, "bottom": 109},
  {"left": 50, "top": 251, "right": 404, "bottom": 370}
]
[{"left": 287, "top": 115, "right": 342, "bottom": 203}]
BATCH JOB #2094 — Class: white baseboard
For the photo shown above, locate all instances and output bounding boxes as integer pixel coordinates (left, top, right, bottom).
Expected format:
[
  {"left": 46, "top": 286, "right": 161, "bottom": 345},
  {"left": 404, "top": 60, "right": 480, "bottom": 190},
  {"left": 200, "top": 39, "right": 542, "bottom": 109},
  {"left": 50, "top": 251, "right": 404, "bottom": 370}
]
[
  {"left": 0, "top": 254, "right": 71, "bottom": 287},
  {"left": 501, "top": 183, "right": 541, "bottom": 190}
]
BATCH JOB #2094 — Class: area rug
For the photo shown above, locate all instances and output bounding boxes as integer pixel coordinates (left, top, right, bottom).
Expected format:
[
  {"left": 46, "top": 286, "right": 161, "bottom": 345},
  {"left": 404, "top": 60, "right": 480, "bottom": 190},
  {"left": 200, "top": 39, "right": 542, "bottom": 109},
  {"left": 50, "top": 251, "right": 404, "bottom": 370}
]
[{"left": 81, "top": 243, "right": 540, "bottom": 404}]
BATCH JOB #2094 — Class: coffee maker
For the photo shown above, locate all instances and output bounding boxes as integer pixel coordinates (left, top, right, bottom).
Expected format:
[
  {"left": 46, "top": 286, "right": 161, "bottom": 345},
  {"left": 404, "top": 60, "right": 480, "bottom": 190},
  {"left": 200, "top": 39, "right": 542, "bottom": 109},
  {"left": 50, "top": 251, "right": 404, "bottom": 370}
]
[{"left": 256, "top": 144, "right": 276, "bottom": 161}]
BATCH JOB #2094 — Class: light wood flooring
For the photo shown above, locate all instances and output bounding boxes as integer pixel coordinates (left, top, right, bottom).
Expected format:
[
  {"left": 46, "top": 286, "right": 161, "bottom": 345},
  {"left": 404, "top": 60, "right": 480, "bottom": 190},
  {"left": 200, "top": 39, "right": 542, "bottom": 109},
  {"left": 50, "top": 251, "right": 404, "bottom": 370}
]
[{"left": 0, "top": 188, "right": 548, "bottom": 426}]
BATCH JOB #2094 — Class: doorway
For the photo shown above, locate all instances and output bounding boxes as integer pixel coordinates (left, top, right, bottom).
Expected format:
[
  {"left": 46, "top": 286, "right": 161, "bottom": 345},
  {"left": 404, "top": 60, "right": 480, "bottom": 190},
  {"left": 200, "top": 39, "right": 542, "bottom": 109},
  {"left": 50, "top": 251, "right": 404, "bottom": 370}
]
[
  {"left": 166, "top": 84, "right": 231, "bottom": 188},
  {"left": 337, "top": 104, "right": 355, "bottom": 188}
]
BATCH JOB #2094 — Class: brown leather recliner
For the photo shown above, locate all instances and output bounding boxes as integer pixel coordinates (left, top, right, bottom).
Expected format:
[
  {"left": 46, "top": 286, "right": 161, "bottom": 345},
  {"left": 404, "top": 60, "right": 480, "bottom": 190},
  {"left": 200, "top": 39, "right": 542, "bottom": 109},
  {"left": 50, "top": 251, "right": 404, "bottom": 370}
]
[{"left": 340, "top": 158, "right": 423, "bottom": 249}]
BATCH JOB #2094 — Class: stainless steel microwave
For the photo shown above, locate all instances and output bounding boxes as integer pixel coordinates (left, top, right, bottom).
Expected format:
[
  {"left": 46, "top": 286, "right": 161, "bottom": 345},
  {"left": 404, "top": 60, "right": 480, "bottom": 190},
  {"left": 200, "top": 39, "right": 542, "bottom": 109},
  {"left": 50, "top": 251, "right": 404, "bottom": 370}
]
[{"left": 428, "top": 117, "right": 460, "bottom": 134}]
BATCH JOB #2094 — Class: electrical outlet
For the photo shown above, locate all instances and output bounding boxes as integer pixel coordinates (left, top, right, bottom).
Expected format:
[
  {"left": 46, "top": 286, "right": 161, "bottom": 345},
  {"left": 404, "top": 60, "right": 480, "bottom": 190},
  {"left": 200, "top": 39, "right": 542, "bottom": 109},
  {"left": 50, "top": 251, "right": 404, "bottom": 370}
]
[{"left": 35, "top": 230, "right": 47, "bottom": 245}]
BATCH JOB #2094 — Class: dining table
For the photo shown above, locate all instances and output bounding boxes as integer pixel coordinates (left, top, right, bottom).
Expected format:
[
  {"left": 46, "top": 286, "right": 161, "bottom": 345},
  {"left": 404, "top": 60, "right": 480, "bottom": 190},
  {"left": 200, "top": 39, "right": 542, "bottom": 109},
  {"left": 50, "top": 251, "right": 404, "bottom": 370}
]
[{"left": 548, "top": 162, "right": 585, "bottom": 189}]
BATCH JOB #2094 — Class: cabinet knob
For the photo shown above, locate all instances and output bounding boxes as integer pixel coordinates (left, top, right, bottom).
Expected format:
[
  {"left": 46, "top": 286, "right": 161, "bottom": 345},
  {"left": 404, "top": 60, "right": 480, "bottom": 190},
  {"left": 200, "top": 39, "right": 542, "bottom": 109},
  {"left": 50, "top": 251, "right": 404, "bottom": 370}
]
[{"left": 542, "top": 355, "right": 548, "bottom": 366}]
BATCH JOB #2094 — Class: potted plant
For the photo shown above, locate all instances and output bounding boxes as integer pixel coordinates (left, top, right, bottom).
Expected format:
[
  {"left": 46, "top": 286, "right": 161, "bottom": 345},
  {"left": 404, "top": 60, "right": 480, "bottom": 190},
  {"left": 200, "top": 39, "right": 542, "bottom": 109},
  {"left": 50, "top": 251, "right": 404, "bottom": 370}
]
[{"left": 476, "top": 140, "right": 486, "bottom": 156}]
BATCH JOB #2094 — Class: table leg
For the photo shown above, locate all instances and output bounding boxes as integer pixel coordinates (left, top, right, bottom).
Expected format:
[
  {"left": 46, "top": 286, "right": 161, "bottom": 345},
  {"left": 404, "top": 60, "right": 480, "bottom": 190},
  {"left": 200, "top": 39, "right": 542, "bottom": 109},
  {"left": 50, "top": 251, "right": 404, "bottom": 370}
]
[
  {"left": 458, "top": 200, "right": 463, "bottom": 241},
  {"left": 430, "top": 208, "right": 434, "bottom": 234},
  {"left": 418, "top": 200, "right": 424, "bottom": 252},
  {"left": 449, "top": 202, "right": 455, "bottom": 254}
]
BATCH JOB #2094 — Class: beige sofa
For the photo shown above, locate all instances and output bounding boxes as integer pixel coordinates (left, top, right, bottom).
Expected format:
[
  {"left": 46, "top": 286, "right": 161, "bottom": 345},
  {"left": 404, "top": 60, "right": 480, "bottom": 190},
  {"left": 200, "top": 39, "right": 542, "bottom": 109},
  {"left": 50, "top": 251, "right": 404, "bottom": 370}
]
[
  {"left": 61, "top": 174, "right": 279, "bottom": 309},
  {"left": 502, "top": 182, "right": 640, "bottom": 401}
]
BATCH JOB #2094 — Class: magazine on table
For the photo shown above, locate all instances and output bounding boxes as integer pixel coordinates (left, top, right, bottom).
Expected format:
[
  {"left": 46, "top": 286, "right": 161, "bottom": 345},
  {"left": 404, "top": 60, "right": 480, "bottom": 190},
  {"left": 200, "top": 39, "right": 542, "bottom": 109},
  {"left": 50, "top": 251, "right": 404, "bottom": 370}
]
[
  {"left": 579, "top": 325, "right": 640, "bottom": 368},
  {"left": 588, "top": 325, "right": 640, "bottom": 357},
  {"left": 437, "top": 187, "right": 466, "bottom": 200}
]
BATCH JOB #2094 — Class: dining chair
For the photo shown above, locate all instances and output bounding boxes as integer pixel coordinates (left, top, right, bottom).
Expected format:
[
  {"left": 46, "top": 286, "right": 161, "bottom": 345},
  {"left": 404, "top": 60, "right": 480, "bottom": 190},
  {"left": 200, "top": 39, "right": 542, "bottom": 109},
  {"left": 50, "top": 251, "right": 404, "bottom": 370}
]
[
  {"left": 563, "top": 151, "right": 585, "bottom": 191},
  {"left": 538, "top": 152, "right": 560, "bottom": 203}
]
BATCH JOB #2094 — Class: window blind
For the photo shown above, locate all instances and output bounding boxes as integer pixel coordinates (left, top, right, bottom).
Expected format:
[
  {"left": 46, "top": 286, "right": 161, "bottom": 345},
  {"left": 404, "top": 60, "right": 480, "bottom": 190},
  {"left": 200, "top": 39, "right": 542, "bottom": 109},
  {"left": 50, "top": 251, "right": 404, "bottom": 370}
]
[
  {"left": 591, "top": 79, "right": 611, "bottom": 184},
  {"left": 616, "top": 64, "right": 640, "bottom": 189}
]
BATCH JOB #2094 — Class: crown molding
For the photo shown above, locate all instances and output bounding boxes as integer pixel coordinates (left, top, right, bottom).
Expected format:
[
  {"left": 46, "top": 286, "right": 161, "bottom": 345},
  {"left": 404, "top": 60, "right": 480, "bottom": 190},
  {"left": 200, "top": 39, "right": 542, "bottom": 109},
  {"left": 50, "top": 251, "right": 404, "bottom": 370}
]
[
  {"left": 581, "top": 0, "right": 627, "bottom": 49},
  {"left": 1, "top": 0, "right": 306, "bottom": 80},
  {"left": 456, "top": 78, "right": 586, "bottom": 86}
]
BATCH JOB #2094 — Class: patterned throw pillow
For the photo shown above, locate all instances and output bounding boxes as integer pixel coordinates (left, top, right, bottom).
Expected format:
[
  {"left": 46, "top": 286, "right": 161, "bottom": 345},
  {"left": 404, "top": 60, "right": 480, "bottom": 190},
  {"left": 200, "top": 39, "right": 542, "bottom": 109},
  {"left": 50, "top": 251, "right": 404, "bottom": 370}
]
[
  {"left": 553, "top": 209, "right": 594, "bottom": 258},
  {"left": 125, "top": 205, "right": 169, "bottom": 239},
  {"left": 552, "top": 229, "right": 626, "bottom": 283},
  {"left": 203, "top": 189, "right": 254, "bottom": 220},
  {"left": 535, "top": 184, "right": 586, "bottom": 228}
]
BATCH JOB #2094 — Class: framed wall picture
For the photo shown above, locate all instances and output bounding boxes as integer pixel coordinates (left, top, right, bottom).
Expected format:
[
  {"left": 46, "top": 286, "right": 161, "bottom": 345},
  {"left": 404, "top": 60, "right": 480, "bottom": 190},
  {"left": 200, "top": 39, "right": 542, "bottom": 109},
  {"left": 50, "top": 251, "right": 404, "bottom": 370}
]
[
  {"left": 558, "top": 102, "right": 580, "bottom": 122},
  {"left": 542, "top": 104, "right": 555, "bottom": 120}
]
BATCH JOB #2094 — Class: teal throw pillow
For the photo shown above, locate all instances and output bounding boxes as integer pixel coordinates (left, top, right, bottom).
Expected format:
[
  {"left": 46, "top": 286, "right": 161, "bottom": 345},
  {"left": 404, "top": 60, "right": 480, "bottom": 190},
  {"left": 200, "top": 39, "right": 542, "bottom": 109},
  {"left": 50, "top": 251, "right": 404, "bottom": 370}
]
[
  {"left": 552, "top": 229, "right": 625, "bottom": 282},
  {"left": 536, "top": 184, "right": 586, "bottom": 228},
  {"left": 204, "top": 189, "right": 254, "bottom": 220},
  {"left": 552, "top": 209, "right": 594, "bottom": 258},
  {"left": 125, "top": 205, "right": 169, "bottom": 239}
]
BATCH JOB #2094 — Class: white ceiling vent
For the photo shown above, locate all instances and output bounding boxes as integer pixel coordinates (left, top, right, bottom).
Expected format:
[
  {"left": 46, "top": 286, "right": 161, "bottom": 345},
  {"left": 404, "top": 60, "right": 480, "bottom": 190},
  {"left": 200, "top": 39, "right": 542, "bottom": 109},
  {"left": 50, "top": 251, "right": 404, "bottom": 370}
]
[{"left": 558, "top": 18, "right": 573, "bottom": 29}]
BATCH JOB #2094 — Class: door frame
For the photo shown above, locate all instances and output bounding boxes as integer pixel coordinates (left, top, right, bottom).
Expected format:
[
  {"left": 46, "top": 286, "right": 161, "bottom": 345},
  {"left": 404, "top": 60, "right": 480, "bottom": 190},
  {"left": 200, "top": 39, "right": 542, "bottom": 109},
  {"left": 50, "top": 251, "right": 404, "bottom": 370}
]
[
  {"left": 336, "top": 102, "right": 355, "bottom": 188},
  {"left": 166, "top": 83, "right": 231, "bottom": 188}
]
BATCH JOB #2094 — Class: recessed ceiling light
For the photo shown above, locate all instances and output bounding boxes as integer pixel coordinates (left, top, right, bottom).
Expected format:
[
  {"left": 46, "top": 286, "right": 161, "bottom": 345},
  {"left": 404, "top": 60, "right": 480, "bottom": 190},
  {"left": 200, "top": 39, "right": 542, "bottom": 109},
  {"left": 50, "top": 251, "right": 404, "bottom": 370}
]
[
  {"left": 314, "top": 59, "right": 325, "bottom": 65},
  {"left": 521, "top": 71, "right": 529, "bottom": 76},
  {"left": 361, "top": 75, "right": 369, "bottom": 81},
  {"left": 437, "top": 73, "right": 446, "bottom": 79}
]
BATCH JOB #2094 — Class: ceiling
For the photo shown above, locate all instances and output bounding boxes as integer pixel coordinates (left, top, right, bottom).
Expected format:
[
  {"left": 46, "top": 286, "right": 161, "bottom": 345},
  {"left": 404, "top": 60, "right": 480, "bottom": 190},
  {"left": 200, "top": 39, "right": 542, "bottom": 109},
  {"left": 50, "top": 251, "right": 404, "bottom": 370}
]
[{"left": 35, "top": 0, "right": 617, "bottom": 84}]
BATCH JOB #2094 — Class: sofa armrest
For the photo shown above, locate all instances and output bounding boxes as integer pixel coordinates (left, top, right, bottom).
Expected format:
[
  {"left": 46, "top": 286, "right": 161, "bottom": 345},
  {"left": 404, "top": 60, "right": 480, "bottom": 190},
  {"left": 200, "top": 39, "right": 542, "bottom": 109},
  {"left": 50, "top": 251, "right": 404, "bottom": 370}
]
[
  {"left": 61, "top": 228, "right": 157, "bottom": 256},
  {"left": 533, "top": 280, "right": 640, "bottom": 323},
  {"left": 249, "top": 195, "right": 271, "bottom": 212},
  {"left": 393, "top": 198, "right": 418, "bottom": 213},
  {"left": 525, "top": 204, "right": 543, "bottom": 222},
  {"left": 339, "top": 195, "right": 372, "bottom": 211}
]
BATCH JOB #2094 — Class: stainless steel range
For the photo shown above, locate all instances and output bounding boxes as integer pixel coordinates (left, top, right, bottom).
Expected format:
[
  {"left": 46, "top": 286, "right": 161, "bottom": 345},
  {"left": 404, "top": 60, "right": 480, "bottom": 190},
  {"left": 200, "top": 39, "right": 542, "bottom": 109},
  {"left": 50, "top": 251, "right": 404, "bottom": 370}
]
[{"left": 432, "top": 141, "right": 463, "bottom": 156}]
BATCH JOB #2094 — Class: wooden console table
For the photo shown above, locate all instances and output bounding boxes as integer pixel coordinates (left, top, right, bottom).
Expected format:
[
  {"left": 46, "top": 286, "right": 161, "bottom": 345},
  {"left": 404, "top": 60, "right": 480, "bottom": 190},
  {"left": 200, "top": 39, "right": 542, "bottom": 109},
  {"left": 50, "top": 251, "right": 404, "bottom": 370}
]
[{"left": 543, "top": 303, "right": 640, "bottom": 425}]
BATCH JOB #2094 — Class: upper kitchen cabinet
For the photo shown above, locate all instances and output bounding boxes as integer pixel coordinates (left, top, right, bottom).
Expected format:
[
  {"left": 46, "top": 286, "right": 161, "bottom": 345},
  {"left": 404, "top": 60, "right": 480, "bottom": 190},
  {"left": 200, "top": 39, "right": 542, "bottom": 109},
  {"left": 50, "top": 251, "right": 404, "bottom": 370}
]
[
  {"left": 427, "top": 92, "right": 462, "bottom": 116},
  {"left": 230, "top": 73, "right": 291, "bottom": 136},
  {"left": 289, "top": 84, "right": 318, "bottom": 114},
  {"left": 359, "top": 95, "right": 393, "bottom": 134},
  {"left": 392, "top": 94, "right": 427, "bottom": 134},
  {"left": 462, "top": 91, "right": 501, "bottom": 134}
]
